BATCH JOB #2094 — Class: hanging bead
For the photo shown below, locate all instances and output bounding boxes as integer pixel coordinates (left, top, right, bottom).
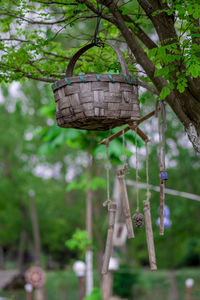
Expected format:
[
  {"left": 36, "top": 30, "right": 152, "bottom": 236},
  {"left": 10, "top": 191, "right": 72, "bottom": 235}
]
[{"left": 160, "top": 171, "right": 168, "bottom": 181}]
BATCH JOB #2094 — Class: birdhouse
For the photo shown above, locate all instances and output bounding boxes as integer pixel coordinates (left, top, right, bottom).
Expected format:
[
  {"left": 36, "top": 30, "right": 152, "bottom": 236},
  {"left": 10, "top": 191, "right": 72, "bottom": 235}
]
[{"left": 52, "top": 42, "right": 140, "bottom": 131}]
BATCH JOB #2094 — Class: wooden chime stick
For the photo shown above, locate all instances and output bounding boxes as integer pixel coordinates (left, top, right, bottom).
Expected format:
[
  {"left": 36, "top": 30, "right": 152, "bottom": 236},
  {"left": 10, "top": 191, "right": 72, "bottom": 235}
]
[
  {"left": 143, "top": 200, "right": 157, "bottom": 271},
  {"left": 160, "top": 180, "right": 165, "bottom": 235},
  {"left": 99, "top": 110, "right": 155, "bottom": 145},
  {"left": 117, "top": 168, "right": 135, "bottom": 239},
  {"left": 143, "top": 142, "right": 157, "bottom": 271},
  {"left": 102, "top": 202, "right": 117, "bottom": 274}
]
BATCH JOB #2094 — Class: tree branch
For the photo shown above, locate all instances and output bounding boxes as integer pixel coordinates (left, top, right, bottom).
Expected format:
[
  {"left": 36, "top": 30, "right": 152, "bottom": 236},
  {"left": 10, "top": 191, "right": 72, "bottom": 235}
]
[
  {"left": 0, "top": 62, "right": 57, "bottom": 83},
  {"left": 137, "top": 79, "right": 158, "bottom": 94},
  {"left": 0, "top": 38, "right": 30, "bottom": 43},
  {"left": 119, "top": 12, "right": 157, "bottom": 49},
  {"left": 99, "top": 0, "right": 164, "bottom": 91},
  {"left": 1, "top": 11, "right": 75, "bottom": 25},
  {"left": 77, "top": 0, "right": 157, "bottom": 50},
  {"left": 35, "top": 0, "right": 77, "bottom": 4},
  {"left": 137, "top": 0, "right": 177, "bottom": 45}
]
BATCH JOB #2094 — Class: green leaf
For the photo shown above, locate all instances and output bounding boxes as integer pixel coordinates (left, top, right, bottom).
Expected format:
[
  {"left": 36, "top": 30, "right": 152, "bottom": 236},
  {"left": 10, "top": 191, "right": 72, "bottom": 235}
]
[
  {"left": 160, "top": 87, "right": 170, "bottom": 100},
  {"left": 193, "top": 10, "right": 199, "bottom": 20},
  {"left": 189, "top": 64, "right": 200, "bottom": 78},
  {"left": 65, "top": 229, "right": 91, "bottom": 253},
  {"left": 177, "top": 83, "right": 185, "bottom": 93},
  {"left": 148, "top": 48, "right": 158, "bottom": 59}
]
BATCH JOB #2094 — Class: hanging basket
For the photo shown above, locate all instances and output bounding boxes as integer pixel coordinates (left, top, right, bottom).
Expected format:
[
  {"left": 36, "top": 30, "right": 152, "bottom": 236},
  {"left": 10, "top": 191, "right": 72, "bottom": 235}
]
[{"left": 52, "top": 42, "right": 140, "bottom": 131}]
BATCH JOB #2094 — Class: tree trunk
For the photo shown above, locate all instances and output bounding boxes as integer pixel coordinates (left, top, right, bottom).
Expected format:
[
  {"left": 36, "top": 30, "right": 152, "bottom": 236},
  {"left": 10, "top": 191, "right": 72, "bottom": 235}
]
[
  {"left": 101, "top": 272, "right": 113, "bottom": 300},
  {"left": 30, "top": 194, "right": 41, "bottom": 266},
  {"left": 34, "top": 288, "right": 45, "bottom": 300},
  {"left": 17, "top": 230, "right": 26, "bottom": 271},
  {"left": 168, "top": 270, "right": 179, "bottom": 300},
  {"left": 85, "top": 153, "right": 93, "bottom": 296},
  {"left": 61, "top": 286, "right": 67, "bottom": 300},
  {"left": 0, "top": 246, "right": 4, "bottom": 270}
]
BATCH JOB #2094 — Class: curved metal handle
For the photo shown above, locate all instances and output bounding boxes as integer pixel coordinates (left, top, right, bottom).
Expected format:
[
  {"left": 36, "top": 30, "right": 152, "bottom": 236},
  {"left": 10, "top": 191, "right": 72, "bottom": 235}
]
[{"left": 65, "top": 42, "right": 129, "bottom": 77}]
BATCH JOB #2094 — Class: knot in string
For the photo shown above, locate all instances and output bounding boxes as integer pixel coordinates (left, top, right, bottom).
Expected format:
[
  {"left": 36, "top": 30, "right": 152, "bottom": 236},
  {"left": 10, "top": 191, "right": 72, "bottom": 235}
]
[{"left": 103, "top": 199, "right": 112, "bottom": 207}]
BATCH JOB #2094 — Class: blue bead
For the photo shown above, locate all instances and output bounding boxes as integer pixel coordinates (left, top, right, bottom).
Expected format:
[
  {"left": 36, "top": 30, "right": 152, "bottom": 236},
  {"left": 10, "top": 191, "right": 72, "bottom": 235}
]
[{"left": 160, "top": 171, "right": 168, "bottom": 181}]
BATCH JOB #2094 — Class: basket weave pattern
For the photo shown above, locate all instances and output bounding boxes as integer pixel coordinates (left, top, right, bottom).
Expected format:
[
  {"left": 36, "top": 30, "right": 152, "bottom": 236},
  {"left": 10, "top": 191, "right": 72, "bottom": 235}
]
[{"left": 53, "top": 74, "right": 140, "bottom": 131}]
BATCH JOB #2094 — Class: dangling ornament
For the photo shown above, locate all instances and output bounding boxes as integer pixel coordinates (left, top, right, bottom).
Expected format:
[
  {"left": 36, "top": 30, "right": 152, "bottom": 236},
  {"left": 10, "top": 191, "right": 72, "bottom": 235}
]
[
  {"left": 133, "top": 212, "right": 144, "bottom": 228},
  {"left": 132, "top": 127, "right": 144, "bottom": 228},
  {"left": 117, "top": 168, "right": 135, "bottom": 238},
  {"left": 143, "top": 141, "right": 157, "bottom": 271},
  {"left": 117, "top": 129, "right": 134, "bottom": 239},
  {"left": 102, "top": 141, "right": 117, "bottom": 275}
]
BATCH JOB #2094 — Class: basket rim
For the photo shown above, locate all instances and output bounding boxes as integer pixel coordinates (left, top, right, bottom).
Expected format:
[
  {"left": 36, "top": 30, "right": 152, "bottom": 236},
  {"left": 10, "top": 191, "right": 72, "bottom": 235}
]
[{"left": 52, "top": 73, "right": 138, "bottom": 92}]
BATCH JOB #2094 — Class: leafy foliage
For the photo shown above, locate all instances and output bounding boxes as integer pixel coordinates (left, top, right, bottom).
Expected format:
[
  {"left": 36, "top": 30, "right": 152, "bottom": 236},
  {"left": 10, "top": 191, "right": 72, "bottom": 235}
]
[
  {"left": 65, "top": 229, "right": 91, "bottom": 258},
  {"left": 84, "top": 288, "right": 102, "bottom": 300}
]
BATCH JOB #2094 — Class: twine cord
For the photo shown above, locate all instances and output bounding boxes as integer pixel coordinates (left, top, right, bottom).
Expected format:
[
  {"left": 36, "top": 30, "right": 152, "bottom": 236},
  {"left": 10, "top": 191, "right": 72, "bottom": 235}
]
[
  {"left": 158, "top": 100, "right": 166, "bottom": 172},
  {"left": 135, "top": 127, "right": 139, "bottom": 213},
  {"left": 158, "top": 107, "right": 163, "bottom": 171},
  {"left": 94, "top": 0, "right": 103, "bottom": 45},
  {"left": 161, "top": 101, "right": 166, "bottom": 170},
  {"left": 145, "top": 141, "right": 150, "bottom": 202},
  {"left": 106, "top": 141, "right": 110, "bottom": 203},
  {"left": 122, "top": 128, "right": 126, "bottom": 167}
]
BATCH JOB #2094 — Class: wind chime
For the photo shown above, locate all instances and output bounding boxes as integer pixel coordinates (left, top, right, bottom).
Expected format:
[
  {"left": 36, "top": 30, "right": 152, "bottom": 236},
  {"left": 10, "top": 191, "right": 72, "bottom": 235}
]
[{"left": 52, "top": 0, "right": 167, "bottom": 275}]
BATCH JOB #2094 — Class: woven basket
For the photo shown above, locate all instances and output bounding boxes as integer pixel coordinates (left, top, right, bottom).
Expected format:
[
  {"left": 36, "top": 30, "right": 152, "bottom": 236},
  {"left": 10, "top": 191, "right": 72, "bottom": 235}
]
[{"left": 52, "top": 43, "right": 140, "bottom": 131}]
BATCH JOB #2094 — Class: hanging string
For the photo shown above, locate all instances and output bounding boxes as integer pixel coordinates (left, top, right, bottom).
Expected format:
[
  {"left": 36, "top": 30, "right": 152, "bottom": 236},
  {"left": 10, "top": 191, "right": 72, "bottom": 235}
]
[
  {"left": 158, "top": 100, "right": 167, "bottom": 174},
  {"left": 103, "top": 141, "right": 111, "bottom": 207},
  {"left": 145, "top": 141, "right": 150, "bottom": 202},
  {"left": 106, "top": 142, "right": 110, "bottom": 202},
  {"left": 132, "top": 127, "right": 144, "bottom": 228},
  {"left": 122, "top": 128, "right": 126, "bottom": 166},
  {"left": 160, "top": 101, "right": 167, "bottom": 171},
  {"left": 158, "top": 106, "right": 163, "bottom": 171},
  {"left": 122, "top": 128, "right": 129, "bottom": 173},
  {"left": 93, "top": 0, "right": 103, "bottom": 46},
  {"left": 135, "top": 127, "right": 139, "bottom": 213}
]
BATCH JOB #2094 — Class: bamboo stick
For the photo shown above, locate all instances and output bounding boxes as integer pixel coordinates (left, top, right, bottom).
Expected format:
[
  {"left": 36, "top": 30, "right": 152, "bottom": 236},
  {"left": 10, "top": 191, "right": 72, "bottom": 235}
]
[
  {"left": 143, "top": 200, "right": 157, "bottom": 271},
  {"left": 117, "top": 168, "right": 134, "bottom": 239},
  {"left": 102, "top": 202, "right": 117, "bottom": 275},
  {"left": 135, "top": 127, "right": 149, "bottom": 142},
  {"left": 99, "top": 110, "right": 155, "bottom": 145},
  {"left": 160, "top": 180, "right": 165, "bottom": 235}
]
